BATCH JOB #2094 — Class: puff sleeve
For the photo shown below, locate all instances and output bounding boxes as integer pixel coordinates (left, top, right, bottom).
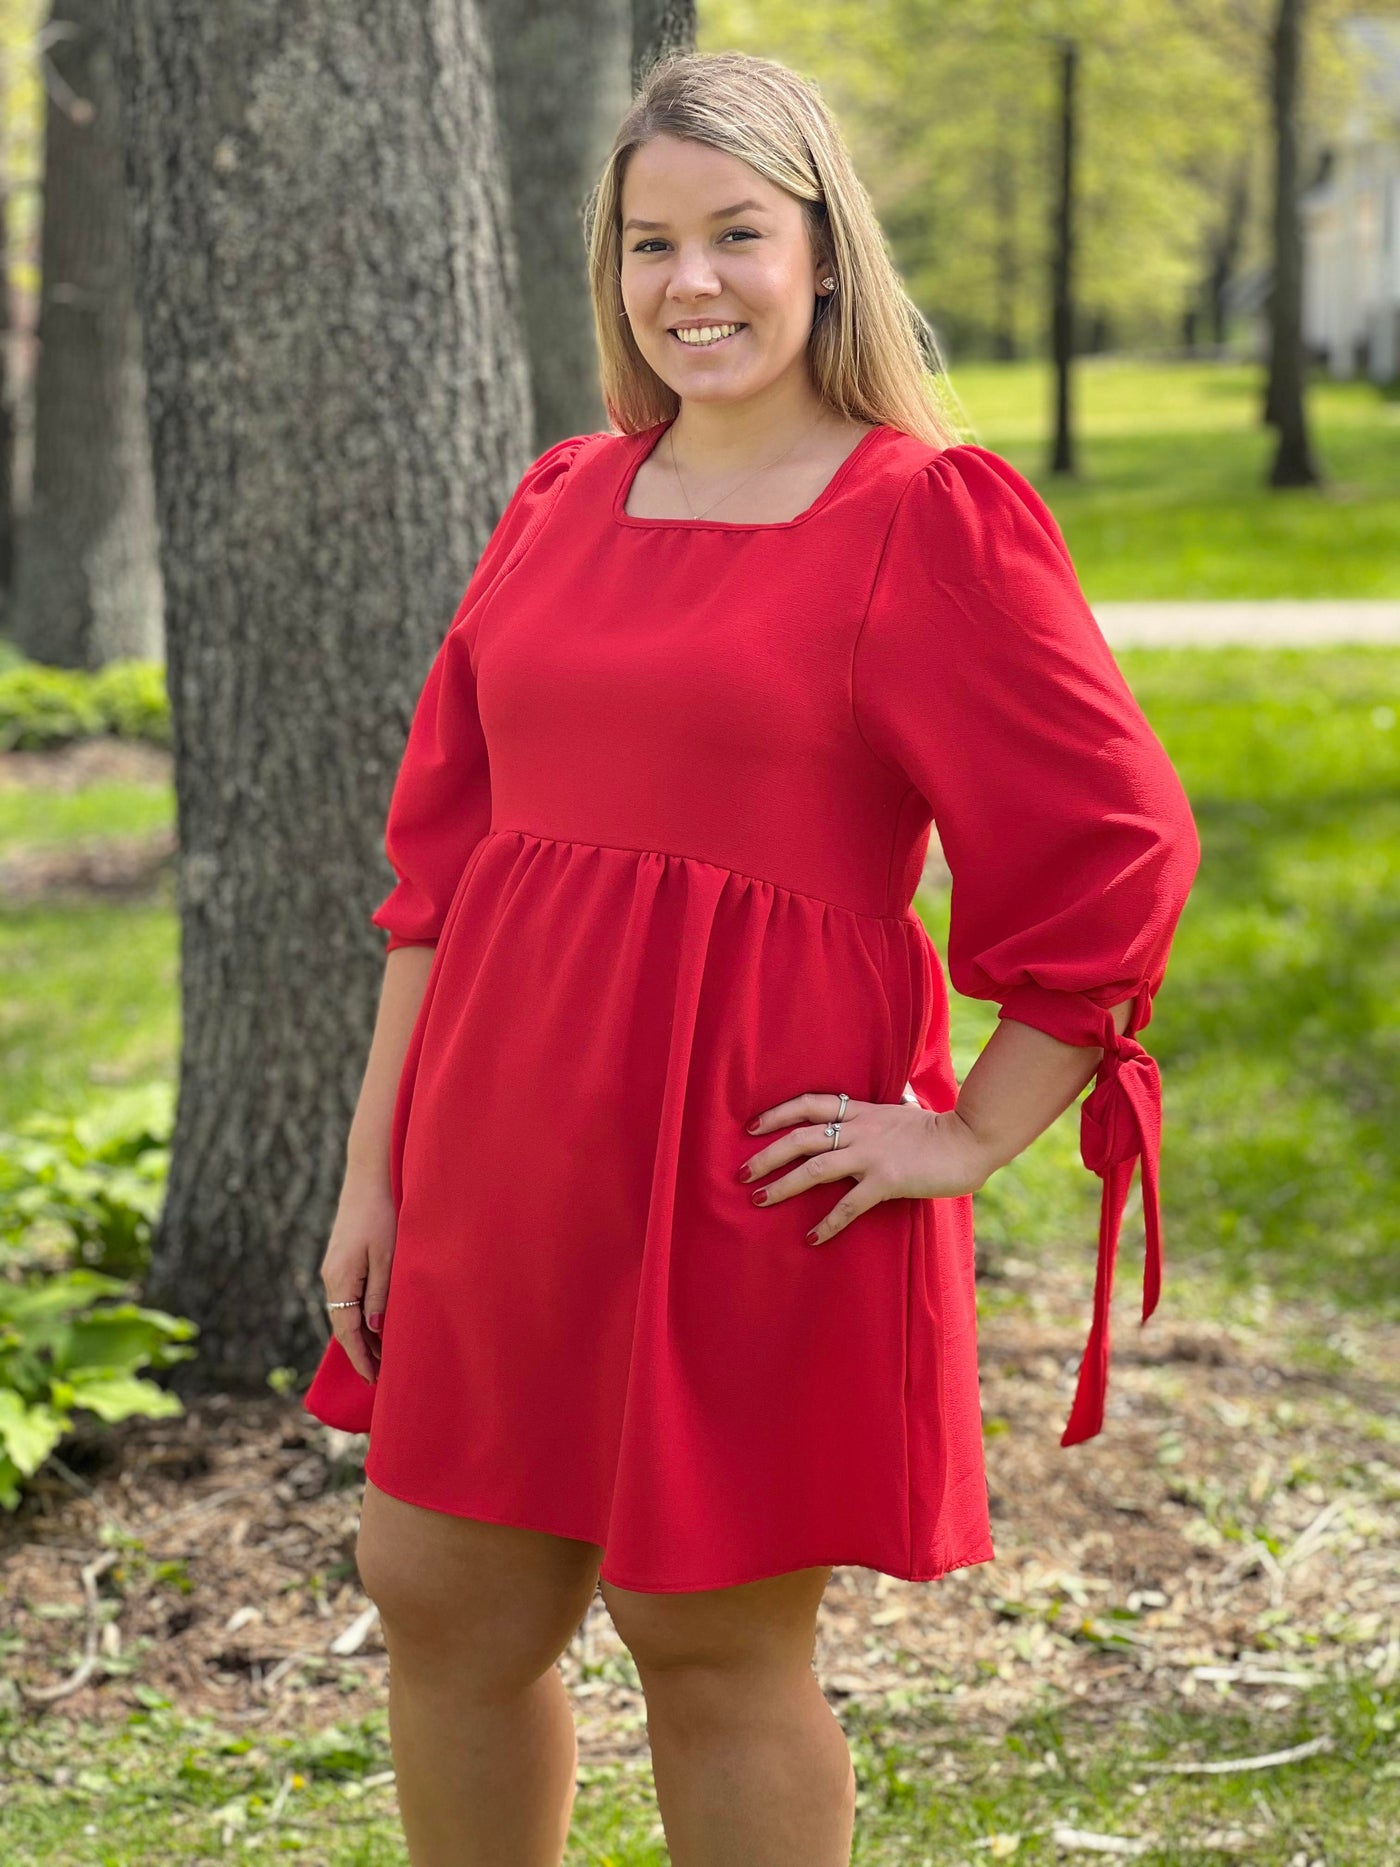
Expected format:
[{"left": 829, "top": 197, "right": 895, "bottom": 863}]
[
  {"left": 851, "top": 444, "right": 1201, "bottom": 1447},
  {"left": 369, "top": 434, "right": 592, "bottom": 952}
]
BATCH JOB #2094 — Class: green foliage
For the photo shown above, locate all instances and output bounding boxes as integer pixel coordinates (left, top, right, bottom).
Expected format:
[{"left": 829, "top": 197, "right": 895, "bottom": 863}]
[
  {"left": 0, "top": 1083, "right": 173, "bottom": 1282},
  {"left": 0, "top": 1272, "right": 197, "bottom": 1512},
  {"left": 703, "top": 0, "right": 1373, "bottom": 360},
  {"left": 0, "top": 1084, "right": 195, "bottom": 1513},
  {"left": 0, "top": 659, "right": 170, "bottom": 751}
]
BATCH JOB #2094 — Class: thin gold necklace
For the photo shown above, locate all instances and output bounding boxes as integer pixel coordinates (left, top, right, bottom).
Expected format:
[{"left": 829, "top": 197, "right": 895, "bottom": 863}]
[{"left": 667, "top": 412, "right": 832, "bottom": 522}]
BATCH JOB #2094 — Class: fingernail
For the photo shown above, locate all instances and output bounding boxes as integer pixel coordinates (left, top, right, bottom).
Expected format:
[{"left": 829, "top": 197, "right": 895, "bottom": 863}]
[
  {"left": 750, "top": 1188, "right": 767, "bottom": 1204},
  {"left": 368, "top": 1311, "right": 384, "bottom": 1331},
  {"left": 746, "top": 1119, "right": 760, "bottom": 1132},
  {"left": 805, "top": 1230, "right": 820, "bottom": 1245}
]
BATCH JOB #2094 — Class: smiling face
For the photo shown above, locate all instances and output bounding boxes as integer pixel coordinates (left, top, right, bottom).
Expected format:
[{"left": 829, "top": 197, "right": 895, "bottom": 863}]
[{"left": 618, "top": 133, "right": 831, "bottom": 409}]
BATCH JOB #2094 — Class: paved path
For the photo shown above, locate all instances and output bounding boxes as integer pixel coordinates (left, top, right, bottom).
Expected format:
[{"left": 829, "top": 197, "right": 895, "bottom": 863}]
[{"left": 1091, "top": 601, "right": 1400, "bottom": 646}]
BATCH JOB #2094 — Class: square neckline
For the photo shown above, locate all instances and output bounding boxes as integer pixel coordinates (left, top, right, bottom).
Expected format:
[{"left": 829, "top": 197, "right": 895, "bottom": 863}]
[{"left": 612, "top": 418, "right": 891, "bottom": 532}]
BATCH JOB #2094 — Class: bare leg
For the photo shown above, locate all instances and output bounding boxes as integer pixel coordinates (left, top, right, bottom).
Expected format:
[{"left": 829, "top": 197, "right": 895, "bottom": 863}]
[
  {"left": 601, "top": 1565, "right": 855, "bottom": 1867},
  {"left": 356, "top": 1480, "right": 604, "bottom": 1866}
]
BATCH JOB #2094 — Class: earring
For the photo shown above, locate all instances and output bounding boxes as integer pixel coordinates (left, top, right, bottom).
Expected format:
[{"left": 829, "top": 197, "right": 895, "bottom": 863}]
[{"left": 820, "top": 276, "right": 837, "bottom": 291}]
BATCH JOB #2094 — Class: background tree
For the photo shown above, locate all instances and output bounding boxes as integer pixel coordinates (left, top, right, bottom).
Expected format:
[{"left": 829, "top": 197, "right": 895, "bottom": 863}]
[
  {"left": 1264, "top": 0, "right": 1321, "bottom": 484},
  {"left": 632, "top": 0, "right": 699, "bottom": 89},
  {"left": 113, "top": 0, "right": 534, "bottom": 1392},
  {"left": 10, "top": 0, "right": 161, "bottom": 668},
  {"left": 479, "top": 0, "right": 634, "bottom": 447},
  {"left": 0, "top": 165, "right": 14, "bottom": 602}
]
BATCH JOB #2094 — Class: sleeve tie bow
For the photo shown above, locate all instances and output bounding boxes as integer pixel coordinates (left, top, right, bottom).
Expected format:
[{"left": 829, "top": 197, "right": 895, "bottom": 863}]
[{"left": 996, "top": 982, "right": 1165, "bottom": 1448}]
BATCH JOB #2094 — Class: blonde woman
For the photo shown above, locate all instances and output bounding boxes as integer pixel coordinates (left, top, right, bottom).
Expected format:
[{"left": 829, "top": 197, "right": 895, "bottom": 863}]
[{"left": 305, "top": 49, "right": 1200, "bottom": 1867}]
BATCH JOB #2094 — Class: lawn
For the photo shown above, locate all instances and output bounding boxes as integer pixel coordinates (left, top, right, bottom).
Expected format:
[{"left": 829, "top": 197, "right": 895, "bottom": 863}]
[
  {"left": 944, "top": 358, "right": 1400, "bottom": 599},
  {"left": 5, "top": 1671, "right": 1396, "bottom": 1861}
]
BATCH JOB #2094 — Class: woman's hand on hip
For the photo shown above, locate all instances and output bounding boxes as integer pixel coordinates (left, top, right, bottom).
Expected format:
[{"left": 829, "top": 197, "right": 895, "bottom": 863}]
[{"left": 737, "top": 1092, "right": 995, "bottom": 1247}]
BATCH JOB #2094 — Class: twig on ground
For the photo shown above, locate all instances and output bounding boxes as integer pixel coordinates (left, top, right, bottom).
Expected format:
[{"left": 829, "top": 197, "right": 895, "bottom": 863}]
[
  {"left": 15, "top": 1550, "right": 121, "bottom": 1704},
  {"left": 1139, "top": 1735, "right": 1334, "bottom": 1774}
]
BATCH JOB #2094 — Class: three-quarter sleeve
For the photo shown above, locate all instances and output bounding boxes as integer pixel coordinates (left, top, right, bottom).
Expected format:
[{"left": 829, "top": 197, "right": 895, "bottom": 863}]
[
  {"left": 851, "top": 443, "right": 1201, "bottom": 1447},
  {"left": 369, "top": 433, "right": 593, "bottom": 952}
]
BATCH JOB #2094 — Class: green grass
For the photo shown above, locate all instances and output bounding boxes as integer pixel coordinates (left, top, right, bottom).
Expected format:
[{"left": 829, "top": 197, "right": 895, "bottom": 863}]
[
  {"left": 945, "top": 358, "right": 1400, "bottom": 598},
  {"left": 916, "top": 644, "right": 1398, "bottom": 1318},
  {"left": 2, "top": 1670, "right": 1395, "bottom": 1861},
  {"left": 0, "top": 780, "right": 171, "bottom": 847},
  {"left": 0, "top": 897, "right": 179, "bottom": 1119}
]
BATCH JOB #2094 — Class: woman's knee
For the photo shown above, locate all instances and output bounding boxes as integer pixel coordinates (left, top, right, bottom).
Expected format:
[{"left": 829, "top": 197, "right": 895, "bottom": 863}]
[
  {"left": 356, "top": 1480, "right": 603, "bottom": 1690},
  {"left": 600, "top": 1564, "right": 831, "bottom": 1684}
]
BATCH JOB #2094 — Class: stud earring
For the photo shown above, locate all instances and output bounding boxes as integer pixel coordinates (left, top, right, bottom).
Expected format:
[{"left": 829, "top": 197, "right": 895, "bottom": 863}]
[{"left": 820, "top": 276, "right": 837, "bottom": 291}]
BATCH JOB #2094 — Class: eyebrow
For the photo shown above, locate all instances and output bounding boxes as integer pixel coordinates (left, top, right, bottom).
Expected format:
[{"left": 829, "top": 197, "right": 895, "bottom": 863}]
[{"left": 622, "top": 199, "right": 769, "bottom": 232}]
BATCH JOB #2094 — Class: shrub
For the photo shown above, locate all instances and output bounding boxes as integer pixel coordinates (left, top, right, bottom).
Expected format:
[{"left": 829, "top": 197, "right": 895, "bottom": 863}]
[
  {"left": 0, "top": 659, "right": 170, "bottom": 751},
  {"left": 0, "top": 1084, "right": 173, "bottom": 1283},
  {"left": 0, "top": 1272, "right": 197, "bottom": 1511},
  {"left": 0, "top": 1085, "right": 198, "bottom": 1511}
]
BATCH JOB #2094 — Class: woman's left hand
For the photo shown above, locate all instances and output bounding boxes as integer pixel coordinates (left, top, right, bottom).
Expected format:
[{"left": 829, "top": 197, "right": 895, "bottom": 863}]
[{"left": 738, "top": 1092, "right": 995, "bottom": 1246}]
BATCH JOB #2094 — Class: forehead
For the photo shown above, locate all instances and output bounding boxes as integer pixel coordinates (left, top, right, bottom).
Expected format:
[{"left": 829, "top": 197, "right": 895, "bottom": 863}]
[{"left": 620, "top": 134, "right": 796, "bottom": 226}]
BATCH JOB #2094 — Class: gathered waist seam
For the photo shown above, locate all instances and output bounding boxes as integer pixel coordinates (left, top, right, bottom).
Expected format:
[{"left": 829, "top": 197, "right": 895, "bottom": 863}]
[{"left": 486, "top": 824, "right": 916, "bottom": 925}]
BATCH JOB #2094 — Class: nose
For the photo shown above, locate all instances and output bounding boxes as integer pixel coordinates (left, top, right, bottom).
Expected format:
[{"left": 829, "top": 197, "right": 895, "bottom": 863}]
[{"left": 665, "top": 243, "right": 724, "bottom": 301}]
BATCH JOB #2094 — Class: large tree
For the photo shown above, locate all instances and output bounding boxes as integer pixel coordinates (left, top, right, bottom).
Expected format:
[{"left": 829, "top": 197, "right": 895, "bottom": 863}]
[
  {"left": 113, "top": 0, "right": 534, "bottom": 1391},
  {"left": 477, "top": 0, "right": 695, "bottom": 451},
  {"left": 478, "top": 0, "right": 634, "bottom": 449},
  {"left": 10, "top": 0, "right": 161, "bottom": 666}
]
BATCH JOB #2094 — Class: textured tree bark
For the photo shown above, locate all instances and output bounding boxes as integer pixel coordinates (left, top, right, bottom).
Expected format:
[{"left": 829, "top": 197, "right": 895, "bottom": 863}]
[
  {"left": 1263, "top": 0, "right": 1321, "bottom": 487},
  {"left": 12, "top": 0, "right": 162, "bottom": 667},
  {"left": 112, "top": 0, "right": 533, "bottom": 1392},
  {"left": 630, "top": 0, "right": 696, "bottom": 93},
  {"left": 479, "top": 0, "right": 632, "bottom": 447}
]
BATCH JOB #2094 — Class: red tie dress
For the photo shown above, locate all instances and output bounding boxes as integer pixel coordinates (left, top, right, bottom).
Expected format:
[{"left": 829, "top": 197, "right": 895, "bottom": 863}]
[{"left": 302, "top": 419, "right": 1201, "bottom": 1593}]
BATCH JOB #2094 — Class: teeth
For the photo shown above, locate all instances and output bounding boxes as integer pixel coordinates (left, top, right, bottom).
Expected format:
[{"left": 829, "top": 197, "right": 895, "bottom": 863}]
[{"left": 673, "top": 323, "right": 743, "bottom": 346}]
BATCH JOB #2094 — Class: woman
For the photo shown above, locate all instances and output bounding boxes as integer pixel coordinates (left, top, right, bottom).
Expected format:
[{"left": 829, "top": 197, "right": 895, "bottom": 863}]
[{"left": 303, "top": 48, "right": 1200, "bottom": 1867}]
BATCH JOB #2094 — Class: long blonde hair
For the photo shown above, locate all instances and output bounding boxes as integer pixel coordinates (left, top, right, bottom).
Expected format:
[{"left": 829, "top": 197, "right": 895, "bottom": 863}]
[{"left": 582, "top": 50, "right": 972, "bottom": 448}]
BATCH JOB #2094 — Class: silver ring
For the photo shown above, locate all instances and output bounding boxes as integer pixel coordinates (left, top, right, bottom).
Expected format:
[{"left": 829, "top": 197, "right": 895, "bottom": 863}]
[
  {"left": 326, "top": 1299, "right": 361, "bottom": 1310},
  {"left": 824, "top": 1091, "right": 850, "bottom": 1150}
]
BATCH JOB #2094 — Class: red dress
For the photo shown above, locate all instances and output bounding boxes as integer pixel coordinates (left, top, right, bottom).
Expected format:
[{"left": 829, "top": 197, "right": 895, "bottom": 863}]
[{"left": 302, "top": 419, "right": 1201, "bottom": 1592}]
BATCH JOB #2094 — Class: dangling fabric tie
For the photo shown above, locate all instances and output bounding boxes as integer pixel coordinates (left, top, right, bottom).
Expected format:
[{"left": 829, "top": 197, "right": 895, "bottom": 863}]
[
  {"left": 1062, "top": 1002, "right": 1163, "bottom": 1445},
  {"left": 996, "top": 982, "right": 1164, "bottom": 1447}
]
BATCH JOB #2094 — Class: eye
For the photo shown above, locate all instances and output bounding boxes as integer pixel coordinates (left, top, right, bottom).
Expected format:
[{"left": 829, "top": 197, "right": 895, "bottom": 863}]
[{"left": 629, "top": 229, "right": 759, "bottom": 253}]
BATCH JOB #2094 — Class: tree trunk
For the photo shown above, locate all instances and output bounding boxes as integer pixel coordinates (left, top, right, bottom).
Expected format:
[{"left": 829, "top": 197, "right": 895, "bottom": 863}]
[
  {"left": 631, "top": 0, "right": 696, "bottom": 90},
  {"left": 1206, "top": 156, "right": 1249, "bottom": 350},
  {"left": 992, "top": 133, "right": 1019, "bottom": 362},
  {"left": 0, "top": 171, "right": 15, "bottom": 609},
  {"left": 11, "top": 0, "right": 162, "bottom": 668},
  {"left": 1264, "top": 0, "right": 1320, "bottom": 485},
  {"left": 1048, "top": 36, "right": 1077, "bottom": 477},
  {"left": 480, "top": 0, "right": 632, "bottom": 448},
  {"left": 113, "top": 0, "right": 534, "bottom": 1394}
]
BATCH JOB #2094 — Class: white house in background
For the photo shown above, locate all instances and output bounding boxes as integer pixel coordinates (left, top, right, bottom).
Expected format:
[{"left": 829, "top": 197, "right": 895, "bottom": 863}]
[{"left": 1300, "top": 15, "right": 1400, "bottom": 383}]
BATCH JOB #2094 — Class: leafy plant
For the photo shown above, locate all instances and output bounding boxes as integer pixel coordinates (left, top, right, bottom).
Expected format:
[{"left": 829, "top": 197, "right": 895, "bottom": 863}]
[
  {"left": 0, "top": 659, "right": 169, "bottom": 751},
  {"left": 0, "top": 1083, "right": 173, "bottom": 1282},
  {"left": 0, "top": 1270, "right": 197, "bottom": 1510}
]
